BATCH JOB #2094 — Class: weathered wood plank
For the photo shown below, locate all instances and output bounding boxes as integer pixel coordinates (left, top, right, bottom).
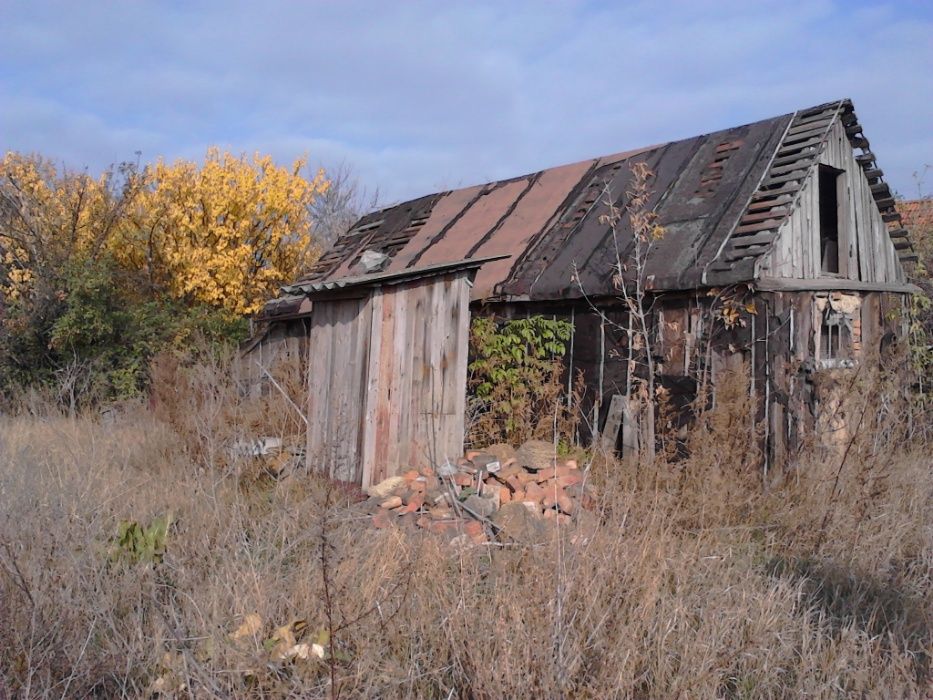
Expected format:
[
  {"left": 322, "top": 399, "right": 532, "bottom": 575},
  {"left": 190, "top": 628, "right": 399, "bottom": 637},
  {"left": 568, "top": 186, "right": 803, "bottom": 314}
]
[{"left": 361, "top": 290, "right": 384, "bottom": 488}]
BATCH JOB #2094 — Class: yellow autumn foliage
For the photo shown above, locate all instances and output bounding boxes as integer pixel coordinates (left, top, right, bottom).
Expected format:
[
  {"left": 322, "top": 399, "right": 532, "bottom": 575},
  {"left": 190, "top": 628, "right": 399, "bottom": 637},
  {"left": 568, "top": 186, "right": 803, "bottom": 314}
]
[
  {"left": 1, "top": 149, "right": 330, "bottom": 315},
  {"left": 0, "top": 152, "right": 137, "bottom": 301}
]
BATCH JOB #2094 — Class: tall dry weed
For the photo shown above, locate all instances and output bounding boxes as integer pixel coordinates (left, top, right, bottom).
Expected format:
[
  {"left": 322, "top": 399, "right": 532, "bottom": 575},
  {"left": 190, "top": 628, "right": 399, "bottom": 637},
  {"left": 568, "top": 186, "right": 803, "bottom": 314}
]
[{"left": 0, "top": 365, "right": 930, "bottom": 698}]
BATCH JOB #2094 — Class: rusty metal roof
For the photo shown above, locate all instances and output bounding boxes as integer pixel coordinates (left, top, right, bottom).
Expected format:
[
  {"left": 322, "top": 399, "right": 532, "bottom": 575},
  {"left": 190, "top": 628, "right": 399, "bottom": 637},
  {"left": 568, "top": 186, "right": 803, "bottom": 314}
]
[{"left": 270, "top": 99, "right": 905, "bottom": 315}]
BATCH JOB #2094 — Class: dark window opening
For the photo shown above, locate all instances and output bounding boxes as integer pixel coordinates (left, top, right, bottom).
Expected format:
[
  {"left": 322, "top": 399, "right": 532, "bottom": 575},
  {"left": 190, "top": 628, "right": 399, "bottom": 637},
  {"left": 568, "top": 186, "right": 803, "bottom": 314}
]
[
  {"left": 821, "top": 322, "right": 843, "bottom": 359},
  {"left": 819, "top": 165, "right": 843, "bottom": 273},
  {"left": 819, "top": 307, "right": 852, "bottom": 365}
]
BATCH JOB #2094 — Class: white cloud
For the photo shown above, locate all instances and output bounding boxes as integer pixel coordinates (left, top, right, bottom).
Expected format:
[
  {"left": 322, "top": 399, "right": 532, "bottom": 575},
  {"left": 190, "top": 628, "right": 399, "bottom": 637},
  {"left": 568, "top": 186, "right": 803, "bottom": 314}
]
[{"left": 1, "top": 0, "right": 930, "bottom": 203}]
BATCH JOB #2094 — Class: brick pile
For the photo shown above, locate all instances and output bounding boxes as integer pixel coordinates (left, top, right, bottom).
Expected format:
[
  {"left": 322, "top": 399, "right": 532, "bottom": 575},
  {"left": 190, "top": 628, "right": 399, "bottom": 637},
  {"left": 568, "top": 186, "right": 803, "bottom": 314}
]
[{"left": 362, "top": 440, "right": 595, "bottom": 545}]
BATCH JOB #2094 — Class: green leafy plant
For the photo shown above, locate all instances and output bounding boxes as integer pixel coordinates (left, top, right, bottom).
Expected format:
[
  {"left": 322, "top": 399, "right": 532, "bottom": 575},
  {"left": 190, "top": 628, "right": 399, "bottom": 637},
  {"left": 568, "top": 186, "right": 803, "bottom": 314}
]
[
  {"left": 468, "top": 315, "right": 575, "bottom": 445},
  {"left": 110, "top": 512, "right": 172, "bottom": 565}
]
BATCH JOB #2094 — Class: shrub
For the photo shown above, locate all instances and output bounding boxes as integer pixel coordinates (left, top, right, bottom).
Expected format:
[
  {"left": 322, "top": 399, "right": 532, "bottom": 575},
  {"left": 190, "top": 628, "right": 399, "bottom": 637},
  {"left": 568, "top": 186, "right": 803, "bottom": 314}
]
[{"left": 467, "top": 315, "right": 575, "bottom": 446}]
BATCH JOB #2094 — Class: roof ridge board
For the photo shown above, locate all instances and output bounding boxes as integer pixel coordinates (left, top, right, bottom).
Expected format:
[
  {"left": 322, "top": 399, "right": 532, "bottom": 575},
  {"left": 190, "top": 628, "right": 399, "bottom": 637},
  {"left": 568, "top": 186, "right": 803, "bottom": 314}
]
[
  {"left": 838, "top": 103, "right": 915, "bottom": 258},
  {"left": 708, "top": 101, "right": 846, "bottom": 281},
  {"left": 702, "top": 111, "right": 800, "bottom": 283}
]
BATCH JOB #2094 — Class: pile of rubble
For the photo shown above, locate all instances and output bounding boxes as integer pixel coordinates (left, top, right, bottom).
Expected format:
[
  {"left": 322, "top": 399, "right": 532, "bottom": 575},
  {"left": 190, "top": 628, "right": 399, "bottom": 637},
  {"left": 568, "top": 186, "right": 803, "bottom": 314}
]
[{"left": 362, "top": 440, "right": 596, "bottom": 545}]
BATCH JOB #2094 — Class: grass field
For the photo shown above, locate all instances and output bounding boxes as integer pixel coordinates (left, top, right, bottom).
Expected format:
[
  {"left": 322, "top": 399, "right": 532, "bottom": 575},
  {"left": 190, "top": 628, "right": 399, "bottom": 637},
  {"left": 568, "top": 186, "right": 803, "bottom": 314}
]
[{"left": 0, "top": 386, "right": 930, "bottom": 698}]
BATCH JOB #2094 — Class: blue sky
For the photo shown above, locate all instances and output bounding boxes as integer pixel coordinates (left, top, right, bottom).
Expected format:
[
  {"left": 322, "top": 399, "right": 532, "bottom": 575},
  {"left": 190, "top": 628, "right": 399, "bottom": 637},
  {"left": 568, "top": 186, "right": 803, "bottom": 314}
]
[{"left": 2, "top": 1, "right": 931, "bottom": 205}]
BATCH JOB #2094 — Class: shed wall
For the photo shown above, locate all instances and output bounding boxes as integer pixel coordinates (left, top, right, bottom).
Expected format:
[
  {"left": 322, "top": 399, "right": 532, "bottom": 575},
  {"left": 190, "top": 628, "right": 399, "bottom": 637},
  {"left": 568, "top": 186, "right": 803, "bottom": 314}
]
[
  {"left": 361, "top": 273, "right": 471, "bottom": 486},
  {"left": 304, "top": 271, "right": 472, "bottom": 487},
  {"left": 305, "top": 297, "right": 372, "bottom": 482}
]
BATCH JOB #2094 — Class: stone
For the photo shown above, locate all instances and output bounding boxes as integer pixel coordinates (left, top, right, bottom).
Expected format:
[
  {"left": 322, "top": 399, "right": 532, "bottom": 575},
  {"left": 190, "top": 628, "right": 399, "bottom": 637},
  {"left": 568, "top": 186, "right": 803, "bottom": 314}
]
[
  {"left": 463, "top": 519, "right": 487, "bottom": 544},
  {"left": 515, "top": 439, "right": 558, "bottom": 471},
  {"left": 491, "top": 502, "right": 549, "bottom": 543},
  {"left": 379, "top": 496, "right": 403, "bottom": 509},
  {"left": 533, "top": 465, "right": 577, "bottom": 483},
  {"left": 500, "top": 463, "right": 525, "bottom": 479},
  {"left": 556, "top": 472, "right": 583, "bottom": 488},
  {"left": 366, "top": 475, "right": 406, "bottom": 498},
  {"left": 524, "top": 481, "right": 545, "bottom": 504},
  {"left": 430, "top": 519, "right": 462, "bottom": 536},
  {"left": 403, "top": 492, "right": 425, "bottom": 513},
  {"left": 470, "top": 452, "right": 500, "bottom": 471},
  {"left": 429, "top": 504, "right": 453, "bottom": 519},
  {"left": 463, "top": 494, "right": 496, "bottom": 519},
  {"left": 557, "top": 491, "right": 575, "bottom": 514},
  {"left": 483, "top": 443, "right": 517, "bottom": 464}
]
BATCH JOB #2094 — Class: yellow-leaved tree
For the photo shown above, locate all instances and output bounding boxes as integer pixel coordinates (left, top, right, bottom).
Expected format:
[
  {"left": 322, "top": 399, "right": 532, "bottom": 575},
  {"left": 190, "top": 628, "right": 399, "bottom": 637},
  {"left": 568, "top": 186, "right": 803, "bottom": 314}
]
[
  {"left": 1, "top": 148, "right": 331, "bottom": 398},
  {"left": 0, "top": 152, "right": 145, "bottom": 302},
  {"left": 116, "top": 148, "right": 329, "bottom": 315}
]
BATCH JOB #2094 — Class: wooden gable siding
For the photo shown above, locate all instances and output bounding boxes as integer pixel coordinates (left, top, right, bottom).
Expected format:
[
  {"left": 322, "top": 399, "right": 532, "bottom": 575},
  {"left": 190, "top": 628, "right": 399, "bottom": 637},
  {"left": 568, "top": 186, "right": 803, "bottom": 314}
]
[
  {"left": 305, "top": 271, "right": 471, "bottom": 486},
  {"left": 759, "top": 119, "right": 905, "bottom": 284}
]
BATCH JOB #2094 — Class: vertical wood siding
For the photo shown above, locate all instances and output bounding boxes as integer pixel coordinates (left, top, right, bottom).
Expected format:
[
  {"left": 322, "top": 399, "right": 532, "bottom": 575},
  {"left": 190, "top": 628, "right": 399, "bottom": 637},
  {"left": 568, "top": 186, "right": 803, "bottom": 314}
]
[
  {"left": 305, "top": 297, "right": 371, "bottom": 483},
  {"left": 761, "top": 120, "right": 905, "bottom": 284},
  {"left": 306, "top": 272, "right": 471, "bottom": 487}
]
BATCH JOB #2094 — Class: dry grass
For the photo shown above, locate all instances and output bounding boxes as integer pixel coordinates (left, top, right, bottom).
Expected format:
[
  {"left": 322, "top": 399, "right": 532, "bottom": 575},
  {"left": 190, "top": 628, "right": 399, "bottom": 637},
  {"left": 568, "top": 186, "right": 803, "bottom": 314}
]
[{"left": 0, "top": 372, "right": 930, "bottom": 698}]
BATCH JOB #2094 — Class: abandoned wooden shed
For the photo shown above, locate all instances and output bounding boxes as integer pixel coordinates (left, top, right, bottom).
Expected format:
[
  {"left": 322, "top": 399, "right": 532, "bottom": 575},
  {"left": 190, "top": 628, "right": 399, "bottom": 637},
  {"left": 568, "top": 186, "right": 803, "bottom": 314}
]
[{"left": 254, "top": 98, "right": 919, "bottom": 485}]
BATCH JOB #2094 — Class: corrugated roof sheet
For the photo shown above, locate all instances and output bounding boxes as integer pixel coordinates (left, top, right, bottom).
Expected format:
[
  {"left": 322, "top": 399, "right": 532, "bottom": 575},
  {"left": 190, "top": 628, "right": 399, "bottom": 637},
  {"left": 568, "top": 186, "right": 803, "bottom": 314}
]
[
  {"left": 282, "top": 255, "right": 508, "bottom": 298},
  {"left": 270, "top": 99, "right": 907, "bottom": 316}
]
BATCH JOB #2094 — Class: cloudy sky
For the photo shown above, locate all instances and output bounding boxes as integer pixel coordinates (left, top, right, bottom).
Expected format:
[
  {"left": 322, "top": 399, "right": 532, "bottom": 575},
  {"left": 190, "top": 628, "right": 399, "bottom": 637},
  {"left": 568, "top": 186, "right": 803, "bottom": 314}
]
[{"left": 2, "top": 1, "right": 931, "bottom": 206}]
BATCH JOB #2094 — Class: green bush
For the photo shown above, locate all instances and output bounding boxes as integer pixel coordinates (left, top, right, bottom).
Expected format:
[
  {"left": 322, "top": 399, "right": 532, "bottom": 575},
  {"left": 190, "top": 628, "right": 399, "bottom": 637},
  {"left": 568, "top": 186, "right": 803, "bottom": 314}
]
[
  {"left": 0, "top": 255, "right": 248, "bottom": 404},
  {"left": 468, "top": 315, "right": 574, "bottom": 445}
]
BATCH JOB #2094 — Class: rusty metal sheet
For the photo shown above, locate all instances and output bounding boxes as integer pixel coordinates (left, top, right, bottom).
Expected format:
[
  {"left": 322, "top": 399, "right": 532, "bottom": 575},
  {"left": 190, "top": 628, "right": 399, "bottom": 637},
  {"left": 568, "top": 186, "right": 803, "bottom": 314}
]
[
  {"left": 512, "top": 115, "right": 789, "bottom": 299},
  {"left": 517, "top": 143, "right": 674, "bottom": 299},
  {"left": 386, "top": 185, "right": 485, "bottom": 272},
  {"left": 469, "top": 159, "right": 595, "bottom": 299},
  {"left": 414, "top": 179, "right": 530, "bottom": 267}
]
